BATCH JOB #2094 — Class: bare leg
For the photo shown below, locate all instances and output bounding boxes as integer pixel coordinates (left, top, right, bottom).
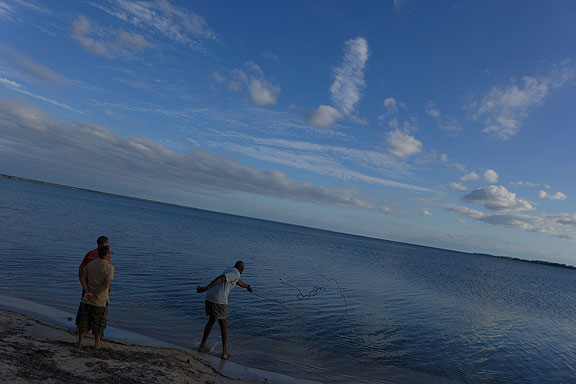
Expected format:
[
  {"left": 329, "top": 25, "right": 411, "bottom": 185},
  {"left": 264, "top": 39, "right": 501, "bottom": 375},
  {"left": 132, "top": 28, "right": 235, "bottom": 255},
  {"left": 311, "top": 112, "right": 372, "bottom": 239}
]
[
  {"left": 198, "top": 317, "right": 215, "bottom": 352},
  {"left": 94, "top": 335, "right": 103, "bottom": 350},
  {"left": 218, "top": 319, "right": 229, "bottom": 359},
  {"left": 77, "top": 332, "right": 86, "bottom": 349}
]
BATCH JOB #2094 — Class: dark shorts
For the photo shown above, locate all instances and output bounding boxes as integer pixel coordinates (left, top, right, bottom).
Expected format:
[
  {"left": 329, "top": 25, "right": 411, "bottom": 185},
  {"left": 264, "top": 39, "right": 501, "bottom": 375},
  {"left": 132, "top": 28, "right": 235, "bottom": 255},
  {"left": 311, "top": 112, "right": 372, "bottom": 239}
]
[
  {"left": 205, "top": 300, "right": 227, "bottom": 320},
  {"left": 78, "top": 303, "right": 108, "bottom": 337}
]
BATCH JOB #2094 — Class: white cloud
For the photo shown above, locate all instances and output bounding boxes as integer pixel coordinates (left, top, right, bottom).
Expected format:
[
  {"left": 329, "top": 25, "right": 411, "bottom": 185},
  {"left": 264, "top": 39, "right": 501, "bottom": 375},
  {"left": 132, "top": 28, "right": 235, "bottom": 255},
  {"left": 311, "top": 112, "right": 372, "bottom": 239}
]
[
  {"left": 0, "top": 77, "right": 22, "bottom": 88},
  {"left": 386, "top": 130, "right": 422, "bottom": 158},
  {"left": 329, "top": 37, "right": 369, "bottom": 115},
  {"left": 511, "top": 181, "right": 550, "bottom": 189},
  {"left": 473, "top": 64, "right": 576, "bottom": 140},
  {"left": 306, "top": 105, "right": 343, "bottom": 128},
  {"left": 461, "top": 171, "right": 479, "bottom": 181},
  {"left": 462, "top": 185, "right": 534, "bottom": 212},
  {"left": 539, "top": 190, "right": 567, "bottom": 200},
  {"left": 449, "top": 182, "right": 468, "bottom": 191},
  {"left": 421, "top": 209, "right": 432, "bottom": 216},
  {"left": 72, "top": 16, "right": 155, "bottom": 59},
  {"left": 483, "top": 169, "right": 499, "bottom": 183},
  {"left": 92, "top": 0, "right": 216, "bottom": 51},
  {"left": 215, "top": 61, "right": 280, "bottom": 106},
  {"left": 248, "top": 78, "right": 280, "bottom": 106}
]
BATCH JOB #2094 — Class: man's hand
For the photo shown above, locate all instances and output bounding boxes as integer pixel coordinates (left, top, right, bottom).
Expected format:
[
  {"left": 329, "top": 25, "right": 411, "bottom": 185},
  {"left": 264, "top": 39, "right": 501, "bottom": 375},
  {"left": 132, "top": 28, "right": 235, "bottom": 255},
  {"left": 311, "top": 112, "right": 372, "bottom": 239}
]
[
  {"left": 196, "top": 285, "right": 207, "bottom": 293},
  {"left": 83, "top": 292, "right": 94, "bottom": 301},
  {"left": 247, "top": 285, "right": 253, "bottom": 293}
]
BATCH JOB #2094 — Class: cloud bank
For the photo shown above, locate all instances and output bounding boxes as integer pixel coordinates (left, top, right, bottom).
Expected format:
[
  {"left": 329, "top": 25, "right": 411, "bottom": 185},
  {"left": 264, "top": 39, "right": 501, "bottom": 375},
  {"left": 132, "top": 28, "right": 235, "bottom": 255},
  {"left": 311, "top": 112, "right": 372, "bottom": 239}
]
[{"left": 0, "top": 98, "right": 384, "bottom": 212}]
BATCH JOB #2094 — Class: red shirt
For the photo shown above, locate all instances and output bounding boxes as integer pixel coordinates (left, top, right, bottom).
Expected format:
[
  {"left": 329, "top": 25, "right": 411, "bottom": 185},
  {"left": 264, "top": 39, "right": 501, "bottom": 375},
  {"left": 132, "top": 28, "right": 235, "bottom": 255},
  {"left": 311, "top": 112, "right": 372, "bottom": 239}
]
[{"left": 80, "top": 248, "right": 99, "bottom": 268}]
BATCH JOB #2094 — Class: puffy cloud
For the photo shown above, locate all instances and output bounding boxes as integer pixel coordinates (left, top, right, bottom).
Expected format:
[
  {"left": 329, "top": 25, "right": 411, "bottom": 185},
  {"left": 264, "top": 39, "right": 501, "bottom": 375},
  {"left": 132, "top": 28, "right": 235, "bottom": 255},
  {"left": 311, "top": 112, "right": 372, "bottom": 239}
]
[
  {"left": 449, "top": 182, "right": 468, "bottom": 191},
  {"left": 0, "top": 98, "right": 383, "bottom": 211},
  {"left": 329, "top": 37, "right": 369, "bottom": 115},
  {"left": 483, "top": 169, "right": 499, "bottom": 183},
  {"left": 462, "top": 185, "right": 534, "bottom": 212},
  {"left": 248, "top": 79, "right": 280, "bottom": 106},
  {"left": 306, "top": 105, "right": 343, "bottom": 128},
  {"left": 71, "top": 16, "right": 155, "bottom": 59},
  {"left": 539, "top": 190, "right": 567, "bottom": 200},
  {"left": 461, "top": 172, "right": 479, "bottom": 181},
  {"left": 473, "top": 64, "right": 576, "bottom": 140},
  {"left": 421, "top": 209, "right": 432, "bottom": 216},
  {"left": 386, "top": 130, "right": 422, "bottom": 158}
]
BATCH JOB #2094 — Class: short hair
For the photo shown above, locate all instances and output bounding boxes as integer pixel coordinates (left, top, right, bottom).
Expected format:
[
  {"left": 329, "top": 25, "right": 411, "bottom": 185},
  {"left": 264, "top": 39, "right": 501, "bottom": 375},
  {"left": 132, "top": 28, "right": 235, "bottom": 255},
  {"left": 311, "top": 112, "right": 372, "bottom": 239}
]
[
  {"left": 234, "top": 261, "right": 244, "bottom": 270},
  {"left": 98, "top": 246, "right": 111, "bottom": 259},
  {"left": 97, "top": 236, "right": 109, "bottom": 246}
]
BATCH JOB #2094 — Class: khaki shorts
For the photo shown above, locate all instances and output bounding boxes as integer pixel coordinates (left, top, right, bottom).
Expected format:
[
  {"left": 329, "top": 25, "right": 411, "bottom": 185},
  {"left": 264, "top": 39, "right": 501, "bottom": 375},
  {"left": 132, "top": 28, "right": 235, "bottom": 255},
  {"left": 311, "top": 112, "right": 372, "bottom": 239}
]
[{"left": 205, "top": 300, "right": 227, "bottom": 320}]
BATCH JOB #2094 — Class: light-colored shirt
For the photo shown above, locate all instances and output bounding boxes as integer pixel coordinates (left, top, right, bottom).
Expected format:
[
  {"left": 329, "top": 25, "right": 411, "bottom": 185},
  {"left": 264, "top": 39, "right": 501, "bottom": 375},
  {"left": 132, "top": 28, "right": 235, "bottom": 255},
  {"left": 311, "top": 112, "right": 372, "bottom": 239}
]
[
  {"left": 81, "top": 258, "right": 114, "bottom": 307},
  {"left": 205, "top": 267, "right": 241, "bottom": 305}
]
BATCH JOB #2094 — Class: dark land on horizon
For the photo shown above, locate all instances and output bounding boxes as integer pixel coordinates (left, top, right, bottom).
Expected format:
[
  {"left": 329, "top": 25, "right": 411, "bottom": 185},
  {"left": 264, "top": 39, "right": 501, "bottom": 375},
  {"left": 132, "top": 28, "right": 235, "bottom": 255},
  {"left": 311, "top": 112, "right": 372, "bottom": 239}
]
[{"left": 2, "top": 173, "right": 575, "bottom": 270}]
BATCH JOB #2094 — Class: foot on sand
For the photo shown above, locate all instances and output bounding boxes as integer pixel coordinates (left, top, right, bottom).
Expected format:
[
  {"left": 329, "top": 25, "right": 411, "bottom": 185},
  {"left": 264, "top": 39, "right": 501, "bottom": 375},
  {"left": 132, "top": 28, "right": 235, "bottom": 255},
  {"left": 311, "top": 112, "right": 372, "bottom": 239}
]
[
  {"left": 220, "top": 353, "right": 230, "bottom": 360},
  {"left": 197, "top": 346, "right": 208, "bottom": 352},
  {"left": 95, "top": 343, "right": 103, "bottom": 350}
]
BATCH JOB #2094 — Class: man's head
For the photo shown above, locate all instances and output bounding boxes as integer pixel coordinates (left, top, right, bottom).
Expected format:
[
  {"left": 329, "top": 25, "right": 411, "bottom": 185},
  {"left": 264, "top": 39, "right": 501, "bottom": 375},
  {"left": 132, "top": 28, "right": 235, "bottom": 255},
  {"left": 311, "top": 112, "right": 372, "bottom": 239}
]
[
  {"left": 97, "top": 236, "right": 109, "bottom": 247},
  {"left": 98, "top": 246, "right": 112, "bottom": 260},
  {"left": 234, "top": 260, "right": 245, "bottom": 274}
]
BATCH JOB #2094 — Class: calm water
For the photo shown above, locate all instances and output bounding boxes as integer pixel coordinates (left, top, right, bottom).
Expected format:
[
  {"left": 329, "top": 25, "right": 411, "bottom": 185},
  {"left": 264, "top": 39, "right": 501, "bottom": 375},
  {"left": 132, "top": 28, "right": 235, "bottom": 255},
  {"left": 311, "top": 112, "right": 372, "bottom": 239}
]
[{"left": 1, "top": 177, "right": 576, "bottom": 383}]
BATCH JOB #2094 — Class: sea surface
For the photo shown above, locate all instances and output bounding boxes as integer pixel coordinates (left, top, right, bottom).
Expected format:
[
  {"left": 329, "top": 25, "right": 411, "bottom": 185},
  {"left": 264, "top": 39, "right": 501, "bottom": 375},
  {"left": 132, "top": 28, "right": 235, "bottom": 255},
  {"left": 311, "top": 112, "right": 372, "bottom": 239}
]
[{"left": 1, "top": 177, "right": 576, "bottom": 384}]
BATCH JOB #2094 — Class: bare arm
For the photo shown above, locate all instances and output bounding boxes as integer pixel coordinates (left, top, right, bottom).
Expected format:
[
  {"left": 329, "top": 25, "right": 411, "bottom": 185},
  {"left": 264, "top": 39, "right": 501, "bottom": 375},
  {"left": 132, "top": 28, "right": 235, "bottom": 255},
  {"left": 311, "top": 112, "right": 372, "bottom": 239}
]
[
  {"left": 237, "top": 279, "right": 252, "bottom": 293},
  {"left": 78, "top": 262, "right": 87, "bottom": 281},
  {"left": 196, "top": 275, "right": 225, "bottom": 293}
]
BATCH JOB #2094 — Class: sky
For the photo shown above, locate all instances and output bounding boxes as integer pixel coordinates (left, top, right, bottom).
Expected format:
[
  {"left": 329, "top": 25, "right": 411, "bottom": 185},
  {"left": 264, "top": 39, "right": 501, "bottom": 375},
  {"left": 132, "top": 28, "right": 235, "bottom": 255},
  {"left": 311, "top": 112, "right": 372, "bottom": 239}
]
[{"left": 1, "top": 0, "right": 576, "bottom": 263}]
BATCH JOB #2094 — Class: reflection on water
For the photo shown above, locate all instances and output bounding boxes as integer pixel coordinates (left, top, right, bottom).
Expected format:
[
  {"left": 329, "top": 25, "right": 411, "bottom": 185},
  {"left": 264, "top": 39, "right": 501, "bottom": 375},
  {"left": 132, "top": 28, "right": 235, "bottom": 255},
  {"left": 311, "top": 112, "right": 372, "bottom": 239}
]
[{"left": 1, "top": 177, "right": 576, "bottom": 383}]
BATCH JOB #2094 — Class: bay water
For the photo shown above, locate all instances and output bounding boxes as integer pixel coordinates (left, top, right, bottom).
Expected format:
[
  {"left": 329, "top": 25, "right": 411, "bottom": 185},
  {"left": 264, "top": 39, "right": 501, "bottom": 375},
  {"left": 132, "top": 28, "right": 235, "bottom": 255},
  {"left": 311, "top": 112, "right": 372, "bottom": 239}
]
[{"left": 1, "top": 177, "right": 575, "bottom": 383}]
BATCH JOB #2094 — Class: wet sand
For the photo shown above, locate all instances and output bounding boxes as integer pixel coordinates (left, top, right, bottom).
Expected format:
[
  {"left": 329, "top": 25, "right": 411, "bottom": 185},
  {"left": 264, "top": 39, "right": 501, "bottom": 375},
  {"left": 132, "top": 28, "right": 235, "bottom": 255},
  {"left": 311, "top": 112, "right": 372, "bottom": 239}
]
[{"left": 0, "top": 309, "right": 264, "bottom": 384}]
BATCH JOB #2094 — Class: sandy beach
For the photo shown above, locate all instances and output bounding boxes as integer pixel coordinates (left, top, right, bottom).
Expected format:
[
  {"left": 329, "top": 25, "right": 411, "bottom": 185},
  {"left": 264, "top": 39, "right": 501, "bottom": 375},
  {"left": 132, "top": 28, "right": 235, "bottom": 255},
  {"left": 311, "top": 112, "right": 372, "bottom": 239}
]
[{"left": 0, "top": 309, "right": 264, "bottom": 384}]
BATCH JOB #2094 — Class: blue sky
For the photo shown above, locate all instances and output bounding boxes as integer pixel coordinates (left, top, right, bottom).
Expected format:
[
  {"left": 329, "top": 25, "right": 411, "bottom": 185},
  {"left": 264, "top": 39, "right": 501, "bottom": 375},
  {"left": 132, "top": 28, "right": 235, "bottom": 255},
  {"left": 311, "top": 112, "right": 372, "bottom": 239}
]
[{"left": 1, "top": 0, "right": 576, "bottom": 263}]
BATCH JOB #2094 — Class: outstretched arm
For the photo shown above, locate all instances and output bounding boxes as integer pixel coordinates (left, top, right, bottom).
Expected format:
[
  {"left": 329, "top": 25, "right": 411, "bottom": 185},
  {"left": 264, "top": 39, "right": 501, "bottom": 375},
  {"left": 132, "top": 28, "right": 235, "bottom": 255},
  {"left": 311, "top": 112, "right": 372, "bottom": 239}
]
[
  {"left": 197, "top": 275, "right": 225, "bottom": 293},
  {"left": 237, "top": 280, "right": 252, "bottom": 293}
]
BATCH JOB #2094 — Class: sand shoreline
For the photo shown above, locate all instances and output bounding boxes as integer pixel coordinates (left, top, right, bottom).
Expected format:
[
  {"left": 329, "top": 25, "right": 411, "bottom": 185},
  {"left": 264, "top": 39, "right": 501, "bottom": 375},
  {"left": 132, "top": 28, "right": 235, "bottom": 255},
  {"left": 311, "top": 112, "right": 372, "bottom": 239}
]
[{"left": 0, "top": 309, "right": 273, "bottom": 383}]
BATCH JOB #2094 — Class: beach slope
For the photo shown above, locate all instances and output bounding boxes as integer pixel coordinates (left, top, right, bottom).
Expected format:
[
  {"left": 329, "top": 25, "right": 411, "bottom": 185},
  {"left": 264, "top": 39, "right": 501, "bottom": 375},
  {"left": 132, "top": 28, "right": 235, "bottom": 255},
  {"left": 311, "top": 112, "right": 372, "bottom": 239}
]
[{"left": 0, "top": 309, "right": 262, "bottom": 384}]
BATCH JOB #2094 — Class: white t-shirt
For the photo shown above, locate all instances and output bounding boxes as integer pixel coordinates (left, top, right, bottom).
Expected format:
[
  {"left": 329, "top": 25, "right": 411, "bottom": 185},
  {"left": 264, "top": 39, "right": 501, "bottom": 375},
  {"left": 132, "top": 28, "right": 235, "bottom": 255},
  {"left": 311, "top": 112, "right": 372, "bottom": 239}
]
[{"left": 205, "top": 267, "right": 241, "bottom": 305}]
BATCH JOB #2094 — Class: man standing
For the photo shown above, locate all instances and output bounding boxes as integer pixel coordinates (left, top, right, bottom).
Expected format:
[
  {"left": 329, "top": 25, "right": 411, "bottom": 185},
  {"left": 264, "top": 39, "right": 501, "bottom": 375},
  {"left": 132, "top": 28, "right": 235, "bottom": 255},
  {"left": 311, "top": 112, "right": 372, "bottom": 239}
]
[
  {"left": 75, "top": 236, "right": 109, "bottom": 328},
  {"left": 196, "top": 261, "right": 252, "bottom": 360},
  {"left": 78, "top": 245, "right": 114, "bottom": 350}
]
